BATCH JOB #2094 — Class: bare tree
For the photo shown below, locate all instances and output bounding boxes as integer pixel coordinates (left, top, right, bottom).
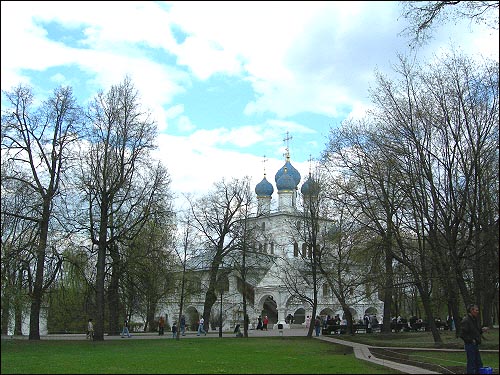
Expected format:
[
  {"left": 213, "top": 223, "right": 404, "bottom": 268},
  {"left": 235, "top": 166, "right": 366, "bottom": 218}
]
[
  {"left": 80, "top": 76, "right": 171, "bottom": 340},
  {"left": 225, "top": 185, "right": 260, "bottom": 338},
  {"left": 1, "top": 166, "right": 38, "bottom": 335},
  {"left": 318, "top": 176, "right": 381, "bottom": 335},
  {"left": 1, "top": 85, "right": 82, "bottom": 339},
  {"left": 173, "top": 210, "right": 194, "bottom": 340},
  {"left": 369, "top": 51, "right": 499, "bottom": 340},
  {"left": 187, "top": 177, "right": 252, "bottom": 332},
  {"left": 321, "top": 121, "right": 403, "bottom": 334},
  {"left": 399, "top": 1, "right": 499, "bottom": 47}
]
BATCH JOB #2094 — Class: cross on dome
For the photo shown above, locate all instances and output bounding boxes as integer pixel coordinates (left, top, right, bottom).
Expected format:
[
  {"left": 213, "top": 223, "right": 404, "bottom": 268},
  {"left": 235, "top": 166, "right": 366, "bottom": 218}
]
[{"left": 283, "top": 131, "right": 293, "bottom": 160}]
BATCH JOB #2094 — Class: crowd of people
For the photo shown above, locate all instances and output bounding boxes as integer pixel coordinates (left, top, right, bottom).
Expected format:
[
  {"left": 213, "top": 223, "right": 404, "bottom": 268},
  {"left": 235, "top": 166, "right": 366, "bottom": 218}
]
[{"left": 85, "top": 312, "right": 462, "bottom": 338}]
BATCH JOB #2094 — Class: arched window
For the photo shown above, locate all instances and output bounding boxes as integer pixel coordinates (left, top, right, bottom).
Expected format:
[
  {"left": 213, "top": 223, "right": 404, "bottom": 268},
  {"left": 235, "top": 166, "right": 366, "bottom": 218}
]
[
  {"left": 323, "top": 283, "right": 329, "bottom": 297},
  {"left": 301, "top": 243, "right": 306, "bottom": 258},
  {"left": 308, "top": 245, "right": 312, "bottom": 258},
  {"left": 270, "top": 242, "right": 274, "bottom": 255},
  {"left": 261, "top": 222, "right": 265, "bottom": 230},
  {"left": 259, "top": 243, "right": 263, "bottom": 253},
  {"left": 264, "top": 243, "right": 268, "bottom": 254},
  {"left": 293, "top": 242, "right": 299, "bottom": 257}
]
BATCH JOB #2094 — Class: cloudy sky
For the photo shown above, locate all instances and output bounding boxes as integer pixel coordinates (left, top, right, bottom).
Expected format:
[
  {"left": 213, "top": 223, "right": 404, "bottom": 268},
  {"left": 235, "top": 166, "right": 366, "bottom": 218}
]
[{"left": 2, "top": 1, "right": 498, "bottom": 206}]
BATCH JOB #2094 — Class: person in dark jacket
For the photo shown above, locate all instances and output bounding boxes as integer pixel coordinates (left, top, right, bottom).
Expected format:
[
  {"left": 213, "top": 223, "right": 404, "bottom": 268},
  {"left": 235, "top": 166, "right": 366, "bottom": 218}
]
[
  {"left": 460, "top": 304, "right": 489, "bottom": 374},
  {"left": 314, "top": 316, "right": 321, "bottom": 336},
  {"left": 172, "top": 321, "right": 177, "bottom": 339}
]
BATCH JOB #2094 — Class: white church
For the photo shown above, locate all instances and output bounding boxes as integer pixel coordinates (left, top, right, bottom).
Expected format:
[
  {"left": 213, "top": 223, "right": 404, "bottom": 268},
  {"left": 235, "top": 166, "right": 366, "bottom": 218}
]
[{"left": 162, "top": 146, "right": 383, "bottom": 332}]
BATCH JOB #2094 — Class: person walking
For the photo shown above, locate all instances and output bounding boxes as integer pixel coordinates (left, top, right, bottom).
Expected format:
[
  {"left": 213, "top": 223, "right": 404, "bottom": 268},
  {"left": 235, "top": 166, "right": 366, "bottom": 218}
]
[
  {"left": 121, "top": 318, "right": 132, "bottom": 338},
  {"left": 172, "top": 321, "right": 178, "bottom": 339},
  {"left": 197, "top": 316, "right": 206, "bottom": 336},
  {"left": 256, "top": 316, "right": 263, "bottom": 330},
  {"left": 460, "top": 304, "right": 489, "bottom": 374},
  {"left": 86, "top": 318, "right": 94, "bottom": 340},
  {"left": 314, "top": 316, "right": 321, "bottom": 336},
  {"left": 158, "top": 316, "right": 165, "bottom": 336},
  {"left": 305, "top": 315, "right": 311, "bottom": 328},
  {"left": 234, "top": 323, "right": 243, "bottom": 337},
  {"left": 180, "top": 314, "right": 186, "bottom": 336}
]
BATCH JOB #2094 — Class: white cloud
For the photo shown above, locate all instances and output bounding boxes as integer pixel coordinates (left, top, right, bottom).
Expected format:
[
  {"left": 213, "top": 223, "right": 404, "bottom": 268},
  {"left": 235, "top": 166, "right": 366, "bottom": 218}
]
[
  {"left": 2, "top": 1, "right": 497, "bottom": 209},
  {"left": 154, "top": 131, "right": 310, "bottom": 209},
  {"left": 1, "top": 1, "right": 188, "bottom": 131}
]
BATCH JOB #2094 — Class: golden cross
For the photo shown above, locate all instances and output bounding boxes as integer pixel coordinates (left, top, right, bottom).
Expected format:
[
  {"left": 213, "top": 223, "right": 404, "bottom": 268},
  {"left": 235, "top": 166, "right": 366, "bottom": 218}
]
[{"left": 283, "top": 131, "right": 292, "bottom": 159}]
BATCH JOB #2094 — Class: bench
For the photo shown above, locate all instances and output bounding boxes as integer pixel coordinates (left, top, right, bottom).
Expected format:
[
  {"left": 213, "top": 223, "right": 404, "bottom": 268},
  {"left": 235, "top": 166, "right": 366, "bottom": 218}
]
[
  {"left": 322, "top": 324, "right": 343, "bottom": 335},
  {"left": 322, "top": 323, "right": 373, "bottom": 335}
]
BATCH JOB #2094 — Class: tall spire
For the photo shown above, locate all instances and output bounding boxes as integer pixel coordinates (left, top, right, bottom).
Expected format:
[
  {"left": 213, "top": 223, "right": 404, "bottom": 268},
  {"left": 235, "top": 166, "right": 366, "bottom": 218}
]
[
  {"left": 283, "top": 131, "right": 293, "bottom": 160},
  {"left": 275, "top": 131, "right": 301, "bottom": 187},
  {"left": 262, "top": 155, "right": 268, "bottom": 176},
  {"left": 308, "top": 154, "right": 313, "bottom": 177}
]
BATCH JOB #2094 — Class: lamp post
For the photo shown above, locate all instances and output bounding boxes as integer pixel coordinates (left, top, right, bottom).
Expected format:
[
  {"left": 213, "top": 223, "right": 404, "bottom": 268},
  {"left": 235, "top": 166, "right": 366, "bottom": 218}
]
[
  {"left": 219, "top": 261, "right": 224, "bottom": 338},
  {"left": 219, "top": 284, "right": 223, "bottom": 338}
]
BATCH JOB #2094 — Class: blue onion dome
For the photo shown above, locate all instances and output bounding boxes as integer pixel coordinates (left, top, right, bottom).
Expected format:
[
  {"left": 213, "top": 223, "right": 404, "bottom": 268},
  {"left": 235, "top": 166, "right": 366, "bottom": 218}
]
[
  {"left": 255, "top": 175, "right": 274, "bottom": 196},
  {"left": 301, "top": 175, "right": 320, "bottom": 196},
  {"left": 276, "top": 167, "right": 296, "bottom": 191},
  {"left": 275, "top": 159, "right": 301, "bottom": 187}
]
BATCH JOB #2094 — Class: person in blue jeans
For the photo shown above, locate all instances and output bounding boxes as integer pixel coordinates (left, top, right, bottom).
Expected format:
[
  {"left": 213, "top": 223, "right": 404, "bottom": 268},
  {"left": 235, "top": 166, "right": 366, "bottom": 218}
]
[
  {"left": 197, "top": 316, "right": 206, "bottom": 336},
  {"left": 314, "top": 316, "right": 321, "bottom": 336},
  {"left": 460, "top": 304, "right": 489, "bottom": 374},
  {"left": 121, "top": 318, "right": 132, "bottom": 338}
]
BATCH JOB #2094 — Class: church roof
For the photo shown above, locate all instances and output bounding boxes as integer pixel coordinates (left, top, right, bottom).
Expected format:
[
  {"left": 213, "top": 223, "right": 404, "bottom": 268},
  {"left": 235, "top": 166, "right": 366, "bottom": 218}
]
[
  {"left": 274, "top": 159, "right": 301, "bottom": 187},
  {"left": 276, "top": 167, "right": 296, "bottom": 191},
  {"left": 300, "top": 175, "right": 320, "bottom": 196},
  {"left": 255, "top": 175, "right": 274, "bottom": 196}
]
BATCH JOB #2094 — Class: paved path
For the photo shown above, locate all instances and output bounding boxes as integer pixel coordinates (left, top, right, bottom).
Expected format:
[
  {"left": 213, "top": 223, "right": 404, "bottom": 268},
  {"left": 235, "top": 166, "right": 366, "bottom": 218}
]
[{"left": 315, "top": 335, "right": 439, "bottom": 374}]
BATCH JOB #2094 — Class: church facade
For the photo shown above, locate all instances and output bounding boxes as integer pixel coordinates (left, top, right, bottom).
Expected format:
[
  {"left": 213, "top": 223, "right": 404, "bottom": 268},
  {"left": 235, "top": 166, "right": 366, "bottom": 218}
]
[{"left": 162, "top": 150, "right": 383, "bottom": 332}]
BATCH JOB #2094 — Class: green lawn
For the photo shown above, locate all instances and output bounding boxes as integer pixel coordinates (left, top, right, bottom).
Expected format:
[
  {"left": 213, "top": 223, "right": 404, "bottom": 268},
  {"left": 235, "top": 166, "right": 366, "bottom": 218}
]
[
  {"left": 1, "top": 337, "right": 399, "bottom": 374},
  {"left": 3, "top": 330, "right": 498, "bottom": 374}
]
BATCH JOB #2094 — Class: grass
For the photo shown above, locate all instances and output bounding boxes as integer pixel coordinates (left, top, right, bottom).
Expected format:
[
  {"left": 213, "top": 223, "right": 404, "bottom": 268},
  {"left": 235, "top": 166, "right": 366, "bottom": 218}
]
[
  {"left": 1, "top": 336, "right": 399, "bottom": 374},
  {"left": 2, "top": 329, "right": 498, "bottom": 374}
]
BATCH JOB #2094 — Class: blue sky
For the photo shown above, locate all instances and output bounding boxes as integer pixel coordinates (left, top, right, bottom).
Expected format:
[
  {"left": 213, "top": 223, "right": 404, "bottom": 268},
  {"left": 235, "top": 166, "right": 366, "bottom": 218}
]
[{"left": 2, "top": 1, "right": 498, "bottom": 206}]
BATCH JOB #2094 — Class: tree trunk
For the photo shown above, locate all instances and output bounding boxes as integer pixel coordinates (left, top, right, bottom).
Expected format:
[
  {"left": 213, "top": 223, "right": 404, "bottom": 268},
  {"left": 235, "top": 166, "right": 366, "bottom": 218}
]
[
  {"left": 382, "top": 246, "right": 394, "bottom": 333},
  {"left": 107, "top": 242, "right": 120, "bottom": 335},
  {"left": 2, "top": 291, "right": 10, "bottom": 335},
  {"left": 94, "top": 199, "right": 109, "bottom": 341},
  {"left": 29, "top": 201, "right": 51, "bottom": 340},
  {"left": 417, "top": 282, "right": 442, "bottom": 345},
  {"left": 343, "top": 306, "right": 354, "bottom": 335},
  {"left": 146, "top": 301, "right": 157, "bottom": 332},
  {"left": 202, "top": 260, "right": 221, "bottom": 332},
  {"left": 14, "top": 273, "right": 23, "bottom": 336}
]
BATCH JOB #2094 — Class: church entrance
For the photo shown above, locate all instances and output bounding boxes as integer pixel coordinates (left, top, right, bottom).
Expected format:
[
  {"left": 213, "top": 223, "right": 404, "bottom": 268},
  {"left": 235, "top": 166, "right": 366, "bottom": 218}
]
[
  {"left": 261, "top": 296, "right": 278, "bottom": 324},
  {"left": 293, "top": 308, "right": 305, "bottom": 324},
  {"left": 185, "top": 306, "right": 200, "bottom": 331}
]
